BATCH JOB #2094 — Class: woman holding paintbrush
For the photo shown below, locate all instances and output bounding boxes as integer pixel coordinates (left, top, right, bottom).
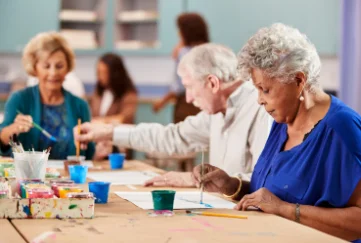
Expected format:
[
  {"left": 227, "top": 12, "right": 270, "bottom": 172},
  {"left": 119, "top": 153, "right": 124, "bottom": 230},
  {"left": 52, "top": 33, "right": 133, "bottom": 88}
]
[
  {"left": 192, "top": 24, "right": 361, "bottom": 242},
  {"left": 0, "top": 32, "right": 95, "bottom": 159}
]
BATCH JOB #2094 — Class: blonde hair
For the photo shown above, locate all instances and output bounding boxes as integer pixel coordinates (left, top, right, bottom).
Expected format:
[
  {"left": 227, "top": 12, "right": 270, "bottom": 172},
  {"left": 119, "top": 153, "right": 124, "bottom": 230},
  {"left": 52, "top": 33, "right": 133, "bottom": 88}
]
[{"left": 22, "top": 32, "right": 75, "bottom": 76}]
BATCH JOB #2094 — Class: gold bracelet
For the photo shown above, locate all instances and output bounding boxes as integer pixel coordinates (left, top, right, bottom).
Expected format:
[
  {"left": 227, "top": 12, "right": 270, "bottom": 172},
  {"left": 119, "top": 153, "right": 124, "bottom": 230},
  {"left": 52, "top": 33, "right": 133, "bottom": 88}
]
[{"left": 223, "top": 176, "right": 242, "bottom": 199}]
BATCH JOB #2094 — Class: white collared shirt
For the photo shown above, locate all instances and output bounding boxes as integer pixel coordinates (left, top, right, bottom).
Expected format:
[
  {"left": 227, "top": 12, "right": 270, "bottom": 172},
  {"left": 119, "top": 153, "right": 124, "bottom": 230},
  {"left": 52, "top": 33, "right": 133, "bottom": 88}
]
[
  {"left": 99, "top": 90, "right": 114, "bottom": 116},
  {"left": 113, "top": 81, "right": 272, "bottom": 179}
]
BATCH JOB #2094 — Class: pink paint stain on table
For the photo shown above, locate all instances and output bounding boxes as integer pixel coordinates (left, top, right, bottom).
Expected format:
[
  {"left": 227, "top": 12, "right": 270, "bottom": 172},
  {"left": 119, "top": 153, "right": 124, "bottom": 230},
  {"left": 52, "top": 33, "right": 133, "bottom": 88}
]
[
  {"left": 30, "top": 231, "right": 56, "bottom": 243},
  {"left": 169, "top": 228, "right": 203, "bottom": 232},
  {"left": 191, "top": 217, "right": 223, "bottom": 230}
]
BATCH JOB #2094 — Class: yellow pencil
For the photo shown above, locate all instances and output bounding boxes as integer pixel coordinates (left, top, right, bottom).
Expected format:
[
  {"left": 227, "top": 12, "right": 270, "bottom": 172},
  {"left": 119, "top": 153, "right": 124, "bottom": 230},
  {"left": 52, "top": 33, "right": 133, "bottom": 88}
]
[
  {"left": 76, "top": 119, "right": 81, "bottom": 159},
  {"left": 186, "top": 210, "right": 248, "bottom": 219}
]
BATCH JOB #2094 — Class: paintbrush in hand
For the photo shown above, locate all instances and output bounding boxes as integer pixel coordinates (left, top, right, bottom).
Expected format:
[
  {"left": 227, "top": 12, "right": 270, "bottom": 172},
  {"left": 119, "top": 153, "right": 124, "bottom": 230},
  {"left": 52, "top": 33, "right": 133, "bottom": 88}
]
[
  {"left": 16, "top": 110, "right": 57, "bottom": 142},
  {"left": 200, "top": 150, "right": 204, "bottom": 204}
]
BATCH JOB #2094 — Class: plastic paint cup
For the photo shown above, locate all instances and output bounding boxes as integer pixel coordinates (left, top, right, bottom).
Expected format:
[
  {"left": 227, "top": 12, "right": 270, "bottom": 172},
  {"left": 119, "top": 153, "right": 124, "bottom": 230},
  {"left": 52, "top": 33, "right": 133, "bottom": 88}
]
[
  {"left": 108, "top": 153, "right": 125, "bottom": 170},
  {"left": 68, "top": 165, "right": 88, "bottom": 184},
  {"left": 58, "top": 186, "right": 83, "bottom": 198},
  {"left": 151, "top": 190, "right": 176, "bottom": 211},
  {"left": 88, "top": 181, "right": 111, "bottom": 204},
  {"left": 13, "top": 152, "right": 49, "bottom": 180}
]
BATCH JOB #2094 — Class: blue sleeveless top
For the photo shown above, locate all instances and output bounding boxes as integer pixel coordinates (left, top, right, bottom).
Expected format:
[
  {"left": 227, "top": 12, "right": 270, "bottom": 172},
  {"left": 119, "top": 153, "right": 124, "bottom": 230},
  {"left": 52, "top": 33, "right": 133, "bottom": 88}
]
[{"left": 250, "top": 96, "right": 361, "bottom": 242}]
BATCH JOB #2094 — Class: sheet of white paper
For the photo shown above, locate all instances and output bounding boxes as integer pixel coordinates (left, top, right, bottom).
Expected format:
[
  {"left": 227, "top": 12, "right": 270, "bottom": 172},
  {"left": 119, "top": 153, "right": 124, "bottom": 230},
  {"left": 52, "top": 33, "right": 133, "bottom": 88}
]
[
  {"left": 87, "top": 171, "right": 159, "bottom": 185},
  {"left": 47, "top": 160, "right": 94, "bottom": 169},
  {"left": 114, "top": 191, "right": 236, "bottom": 209}
]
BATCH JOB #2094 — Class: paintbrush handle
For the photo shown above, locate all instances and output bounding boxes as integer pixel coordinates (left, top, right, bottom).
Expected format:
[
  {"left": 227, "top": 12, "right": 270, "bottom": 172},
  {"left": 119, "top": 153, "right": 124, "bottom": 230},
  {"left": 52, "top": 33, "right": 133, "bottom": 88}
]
[
  {"left": 198, "top": 212, "right": 248, "bottom": 219},
  {"left": 76, "top": 119, "right": 81, "bottom": 158},
  {"left": 17, "top": 110, "right": 53, "bottom": 140},
  {"left": 200, "top": 150, "right": 205, "bottom": 203}
]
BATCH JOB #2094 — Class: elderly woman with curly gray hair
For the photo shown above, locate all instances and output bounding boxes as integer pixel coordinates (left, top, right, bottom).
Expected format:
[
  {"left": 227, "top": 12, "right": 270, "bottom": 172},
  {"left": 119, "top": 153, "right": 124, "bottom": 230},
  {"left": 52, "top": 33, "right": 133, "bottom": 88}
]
[{"left": 192, "top": 23, "right": 361, "bottom": 242}]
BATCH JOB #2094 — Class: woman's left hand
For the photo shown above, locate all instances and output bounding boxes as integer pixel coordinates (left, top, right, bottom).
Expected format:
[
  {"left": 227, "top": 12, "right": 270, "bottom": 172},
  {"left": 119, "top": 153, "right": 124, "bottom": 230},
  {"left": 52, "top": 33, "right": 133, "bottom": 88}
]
[{"left": 234, "top": 187, "right": 289, "bottom": 215}]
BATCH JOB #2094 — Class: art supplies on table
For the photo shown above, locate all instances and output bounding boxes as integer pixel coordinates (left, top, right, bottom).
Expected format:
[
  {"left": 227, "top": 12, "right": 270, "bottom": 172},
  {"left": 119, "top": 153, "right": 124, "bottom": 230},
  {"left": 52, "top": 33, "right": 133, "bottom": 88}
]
[
  {"left": 0, "top": 178, "right": 94, "bottom": 219},
  {"left": 27, "top": 188, "right": 54, "bottom": 199},
  {"left": 0, "top": 190, "right": 8, "bottom": 199},
  {"left": 47, "top": 159, "right": 94, "bottom": 170},
  {"left": 0, "top": 162, "right": 14, "bottom": 177},
  {"left": 151, "top": 190, "right": 176, "bottom": 211},
  {"left": 186, "top": 210, "right": 248, "bottom": 219},
  {"left": 115, "top": 191, "right": 236, "bottom": 210},
  {"left": 109, "top": 153, "right": 125, "bottom": 169},
  {"left": 3, "top": 167, "right": 15, "bottom": 177},
  {"left": 13, "top": 151, "right": 50, "bottom": 180},
  {"left": 67, "top": 192, "right": 93, "bottom": 199},
  {"left": 68, "top": 165, "right": 88, "bottom": 184},
  {"left": 88, "top": 181, "right": 111, "bottom": 204},
  {"left": 76, "top": 118, "right": 81, "bottom": 159},
  {"left": 45, "top": 168, "right": 60, "bottom": 179},
  {"left": 0, "top": 178, "right": 10, "bottom": 199},
  {"left": 58, "top": 185, "right": 83, "bottom": 198},
  {"left": 87, "top": 171, "right": 159, "bottom": 185}
]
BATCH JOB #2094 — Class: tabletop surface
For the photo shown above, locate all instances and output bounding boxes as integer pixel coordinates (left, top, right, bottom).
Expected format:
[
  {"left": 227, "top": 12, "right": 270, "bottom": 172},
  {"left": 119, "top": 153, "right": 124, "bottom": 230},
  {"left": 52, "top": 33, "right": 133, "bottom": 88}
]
[{"left": 6, "top": 160, "right": 347, "bottom": 243}]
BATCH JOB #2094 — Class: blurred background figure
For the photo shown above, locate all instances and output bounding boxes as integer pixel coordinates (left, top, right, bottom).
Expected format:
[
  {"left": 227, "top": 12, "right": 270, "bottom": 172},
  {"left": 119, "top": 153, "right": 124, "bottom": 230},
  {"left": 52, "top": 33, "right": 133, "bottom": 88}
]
[
  {"left": 91, "top": 53, "right": 137, "bottom": 124},
  {"left": 91, "top": 53, "right": 137, "bottom": 160},
  {"left": 152, "top": 12, "right": 209, "bottom": 123}
]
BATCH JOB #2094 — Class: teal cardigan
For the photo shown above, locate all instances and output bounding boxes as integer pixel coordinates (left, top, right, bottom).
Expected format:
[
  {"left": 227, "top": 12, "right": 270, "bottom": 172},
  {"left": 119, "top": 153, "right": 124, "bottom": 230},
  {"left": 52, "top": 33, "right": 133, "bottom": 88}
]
[{"left": 0, "top": 85, "right": 95, "bottom": 159}]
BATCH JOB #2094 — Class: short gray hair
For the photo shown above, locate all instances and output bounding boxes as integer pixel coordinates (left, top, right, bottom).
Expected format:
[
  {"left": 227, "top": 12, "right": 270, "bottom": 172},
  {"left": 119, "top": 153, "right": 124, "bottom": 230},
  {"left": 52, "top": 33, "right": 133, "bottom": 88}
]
[
  {"left": 178, "top": 43, "right": 238, "bottom": 83},
  {"left": 237, "top": 23, "right": 321, "bottom": 92}
]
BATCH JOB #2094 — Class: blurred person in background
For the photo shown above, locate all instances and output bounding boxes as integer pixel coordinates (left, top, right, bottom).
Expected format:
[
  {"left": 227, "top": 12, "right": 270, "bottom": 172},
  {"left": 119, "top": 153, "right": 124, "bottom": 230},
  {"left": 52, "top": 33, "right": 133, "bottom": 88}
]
[
  {"left": 91, "top": 53, "right": 137, "bottom": 160},
  {"left": 152, "top": 12, "right": 209, "bottom": 123}
]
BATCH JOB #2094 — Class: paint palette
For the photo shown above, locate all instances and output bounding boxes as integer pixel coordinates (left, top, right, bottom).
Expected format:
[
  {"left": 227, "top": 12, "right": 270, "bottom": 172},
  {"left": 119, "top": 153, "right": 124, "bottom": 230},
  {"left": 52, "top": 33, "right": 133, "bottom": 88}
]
[
  {"left": 0, "top": 196, "right": 95, "bottom": 219},
  {"left": 0, "top": 178, "right": 95, "bottom": 219}
]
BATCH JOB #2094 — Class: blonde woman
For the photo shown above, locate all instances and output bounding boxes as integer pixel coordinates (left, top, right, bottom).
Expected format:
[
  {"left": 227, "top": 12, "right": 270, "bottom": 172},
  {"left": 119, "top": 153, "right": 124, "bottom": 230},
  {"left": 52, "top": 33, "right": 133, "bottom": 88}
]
[{"left": 0, "top": 32, "right": 94, "bottom": 159}]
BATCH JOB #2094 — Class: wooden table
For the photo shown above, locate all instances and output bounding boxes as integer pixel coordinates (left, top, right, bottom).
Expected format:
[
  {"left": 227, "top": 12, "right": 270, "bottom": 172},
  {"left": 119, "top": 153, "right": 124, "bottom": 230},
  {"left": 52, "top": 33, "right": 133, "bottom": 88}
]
[
  {"left": 9, "top": 160, "right": 347, "bottom": 243},
  {"left": 0, "top": 219, "right": 26, "bottom": 243}
]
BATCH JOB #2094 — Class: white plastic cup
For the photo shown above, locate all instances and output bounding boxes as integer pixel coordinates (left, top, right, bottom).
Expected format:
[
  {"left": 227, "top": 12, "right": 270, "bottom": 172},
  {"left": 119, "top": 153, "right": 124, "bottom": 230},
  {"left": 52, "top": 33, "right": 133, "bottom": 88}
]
[{"left": 13, "top": 152, "right": 49, "bottom": 180}]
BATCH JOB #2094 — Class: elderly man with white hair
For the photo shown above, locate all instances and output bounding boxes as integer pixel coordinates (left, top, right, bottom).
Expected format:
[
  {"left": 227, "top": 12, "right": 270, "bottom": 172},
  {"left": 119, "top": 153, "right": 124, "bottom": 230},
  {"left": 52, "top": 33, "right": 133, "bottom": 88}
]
[{"left": 74, "top": 43, "right": 270, "bottom": 187}]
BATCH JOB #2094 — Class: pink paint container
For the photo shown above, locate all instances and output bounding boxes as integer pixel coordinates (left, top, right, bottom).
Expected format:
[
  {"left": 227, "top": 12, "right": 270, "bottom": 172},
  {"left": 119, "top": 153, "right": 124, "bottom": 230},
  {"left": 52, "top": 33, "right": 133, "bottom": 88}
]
[{"left": 27, "top": 188, "right": 54, "bottom": 199}]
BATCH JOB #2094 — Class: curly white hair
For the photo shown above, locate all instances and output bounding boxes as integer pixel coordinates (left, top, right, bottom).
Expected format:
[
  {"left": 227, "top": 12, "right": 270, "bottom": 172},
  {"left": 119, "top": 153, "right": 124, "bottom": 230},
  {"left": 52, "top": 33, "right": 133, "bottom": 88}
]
[
  {"left": 237, "top": 23, "right": 321, "bottom": 92},
  {"left": 178, "top": 43, "right": 238, "bottom": 83}
]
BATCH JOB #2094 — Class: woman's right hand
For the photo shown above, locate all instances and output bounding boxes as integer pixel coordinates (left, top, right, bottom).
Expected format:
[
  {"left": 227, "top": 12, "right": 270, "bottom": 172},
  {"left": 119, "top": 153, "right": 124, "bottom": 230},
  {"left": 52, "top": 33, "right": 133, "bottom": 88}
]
[
  {"left": 11, "top": 114, "right": 33, "bottom": 135},
  {"left": 192, "top": 164, "right": 239, "bottom": 195}
]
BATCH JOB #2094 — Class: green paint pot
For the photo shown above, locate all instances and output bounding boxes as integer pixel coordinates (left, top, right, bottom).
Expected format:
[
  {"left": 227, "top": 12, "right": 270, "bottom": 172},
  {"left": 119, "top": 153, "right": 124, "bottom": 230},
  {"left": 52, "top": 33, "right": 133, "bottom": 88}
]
[{"left": 151, "top": 190, "right": 176, "bottom": 211}]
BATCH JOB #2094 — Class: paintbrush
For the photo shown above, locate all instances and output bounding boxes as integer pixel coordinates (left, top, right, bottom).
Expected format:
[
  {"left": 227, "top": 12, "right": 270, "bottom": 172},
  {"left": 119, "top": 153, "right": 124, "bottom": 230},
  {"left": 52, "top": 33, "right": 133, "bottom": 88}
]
[
  {"left": 76, "top": 118, "right": 81, "bottom": 160},
  {"left": 200, "top": 150, "right": 204, "bottom": 204},
  {"left": 16, "top": 110, "right": 57, "bottom": 142},
  {"left": 12, "top": 134, "right": 24, "bottom": 153},
  {"left": 9, "top": 136, "right": 20, "bottom": 153},
  {"left": 186, "top": 210, "right": 248, "bottom": 219}
]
